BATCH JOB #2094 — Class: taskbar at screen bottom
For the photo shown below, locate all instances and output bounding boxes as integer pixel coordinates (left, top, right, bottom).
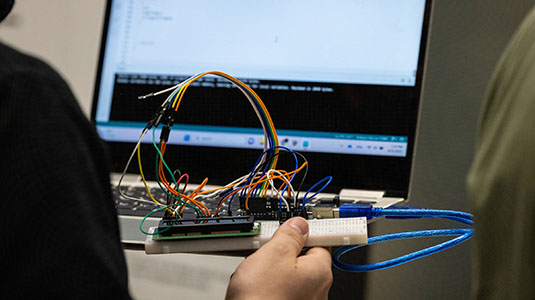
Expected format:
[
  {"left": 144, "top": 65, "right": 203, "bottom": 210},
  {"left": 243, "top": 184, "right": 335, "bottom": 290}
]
[{"left": 96, "top": 123, "right": 408, "bottom": 157}]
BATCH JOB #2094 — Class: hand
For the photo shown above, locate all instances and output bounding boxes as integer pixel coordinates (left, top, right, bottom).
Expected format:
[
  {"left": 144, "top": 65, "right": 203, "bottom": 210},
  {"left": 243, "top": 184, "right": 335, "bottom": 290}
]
[{"left": 225, "top": 217, "right": 333, "bottom": 300}]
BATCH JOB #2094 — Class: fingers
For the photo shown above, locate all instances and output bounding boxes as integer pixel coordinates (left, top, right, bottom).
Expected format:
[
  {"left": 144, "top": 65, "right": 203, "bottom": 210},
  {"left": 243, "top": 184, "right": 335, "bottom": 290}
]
[
  {"left": 260, "top": 217, "right": 309, "bottom": 258},
  {"left": 298, "top": 247, "right": 332, "bottom": 271},
  {"left": 298, "top": 247, "right": 333, "bottom": 291},
  {"left": 225, "top": 218, "right": 334, "bottom": 300}
]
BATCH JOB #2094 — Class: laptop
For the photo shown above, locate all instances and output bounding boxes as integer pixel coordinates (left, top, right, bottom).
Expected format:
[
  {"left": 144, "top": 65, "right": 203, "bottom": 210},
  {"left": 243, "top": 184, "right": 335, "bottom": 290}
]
[{"left": 91, "top": 0, "right": 433, "bottom": 246}]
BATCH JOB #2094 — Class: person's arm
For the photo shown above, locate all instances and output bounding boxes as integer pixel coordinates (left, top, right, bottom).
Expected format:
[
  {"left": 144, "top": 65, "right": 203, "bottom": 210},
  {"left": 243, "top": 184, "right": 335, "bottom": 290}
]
[
  {"left": 467, "top": 8, "right": 535, "bottom": 299},
  {"left": 0, "top": 48, "right": 130, "bottom": 299},
  {"left": 225, "top": 217, "right": 333, "bottom": 300}
]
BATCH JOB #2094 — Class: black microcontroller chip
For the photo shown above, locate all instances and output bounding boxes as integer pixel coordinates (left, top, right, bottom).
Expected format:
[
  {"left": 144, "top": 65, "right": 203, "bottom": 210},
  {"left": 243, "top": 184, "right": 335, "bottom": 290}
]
[{"left": 239, "top": 196, "right": 304, "bottom": 221}]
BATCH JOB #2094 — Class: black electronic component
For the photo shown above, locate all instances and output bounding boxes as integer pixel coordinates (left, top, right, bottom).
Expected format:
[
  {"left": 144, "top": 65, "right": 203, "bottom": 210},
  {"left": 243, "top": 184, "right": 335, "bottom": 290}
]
[
  {"left": 159, "top": 125, "right": 171, "bottom": 142},
  {"left": 239, "top": 196, "right": 304, "bottom": 221},
  {"left": 144, "top": 104, "right": 167, "bottom": 130},
  {"left": 157, "top": 215, "right": 255, "bottom": 237},
  {"left": 161, "top": 105, "right": 176, "bottom": 126}
]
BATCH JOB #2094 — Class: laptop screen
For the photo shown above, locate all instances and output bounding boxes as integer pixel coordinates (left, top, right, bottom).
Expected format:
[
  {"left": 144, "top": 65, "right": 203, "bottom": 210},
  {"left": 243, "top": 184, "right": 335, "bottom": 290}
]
[{"left": 92, "top": 0, "right": 432, "bottom": 197}]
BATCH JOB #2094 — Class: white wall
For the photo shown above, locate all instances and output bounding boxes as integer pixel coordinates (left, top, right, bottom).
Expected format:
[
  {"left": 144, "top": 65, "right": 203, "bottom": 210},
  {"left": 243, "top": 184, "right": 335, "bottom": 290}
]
[{"left": 0, "top": 0, "right": 106, "bottom": 116}]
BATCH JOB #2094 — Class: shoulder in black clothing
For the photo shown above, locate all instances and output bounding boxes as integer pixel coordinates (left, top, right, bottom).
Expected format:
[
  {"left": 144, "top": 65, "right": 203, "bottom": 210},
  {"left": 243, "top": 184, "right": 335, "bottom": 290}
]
[{"left": 0, "top": 42, "right": 131, "bottom": 299}]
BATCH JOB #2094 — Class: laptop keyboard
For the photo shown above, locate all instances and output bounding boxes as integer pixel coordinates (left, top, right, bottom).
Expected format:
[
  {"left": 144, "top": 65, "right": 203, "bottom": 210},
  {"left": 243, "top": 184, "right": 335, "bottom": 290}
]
[
  {"left": 112, "top": 185, "right": 165, "bottom": 217},
  {"left": 112, "top": 183, "right": 238, "bottom": 218}
]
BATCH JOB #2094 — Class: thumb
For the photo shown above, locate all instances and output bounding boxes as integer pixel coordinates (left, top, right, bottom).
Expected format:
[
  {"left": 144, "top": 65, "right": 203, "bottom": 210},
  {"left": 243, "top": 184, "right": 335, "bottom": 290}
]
[{"left": 261, "top": 217, "right": 309, "bottom": 258}]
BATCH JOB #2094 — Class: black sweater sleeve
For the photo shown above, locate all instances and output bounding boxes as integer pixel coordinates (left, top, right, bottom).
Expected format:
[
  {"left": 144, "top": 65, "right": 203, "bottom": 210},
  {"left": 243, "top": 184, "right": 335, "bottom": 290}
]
[{"left": 0, "top": 43, "right": 130, "bottom": 299}]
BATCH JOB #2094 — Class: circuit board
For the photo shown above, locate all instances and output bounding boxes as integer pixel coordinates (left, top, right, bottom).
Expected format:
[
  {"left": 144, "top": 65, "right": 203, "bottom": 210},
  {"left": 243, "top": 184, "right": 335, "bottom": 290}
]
[
  {"left": 145, "top": 217, "right": 368, "bottom": 254},
  {"left": 153, "top": 218, "right": 261, "bottom": 241}
]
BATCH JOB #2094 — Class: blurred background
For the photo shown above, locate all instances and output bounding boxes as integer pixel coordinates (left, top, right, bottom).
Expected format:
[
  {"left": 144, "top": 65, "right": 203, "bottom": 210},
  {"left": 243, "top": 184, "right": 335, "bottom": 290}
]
[{"left": 1, "top": 0, "right": 533, "bottom": 299}]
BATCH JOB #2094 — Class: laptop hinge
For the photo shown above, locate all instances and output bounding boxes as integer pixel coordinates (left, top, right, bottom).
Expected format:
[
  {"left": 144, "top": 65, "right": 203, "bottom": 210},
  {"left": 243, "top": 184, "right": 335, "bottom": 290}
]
[
  {"left": 338, "top": 189, "right": 405, "bottom": 209},
  {"left": 339, "top": 189, "right": 385, "bottom": 200}
]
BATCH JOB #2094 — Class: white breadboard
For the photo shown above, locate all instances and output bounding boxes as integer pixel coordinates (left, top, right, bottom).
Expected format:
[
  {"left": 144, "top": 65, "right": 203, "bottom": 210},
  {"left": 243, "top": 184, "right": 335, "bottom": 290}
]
[{"left": 145, "top": 217, "right": 367, "bottom": 254}]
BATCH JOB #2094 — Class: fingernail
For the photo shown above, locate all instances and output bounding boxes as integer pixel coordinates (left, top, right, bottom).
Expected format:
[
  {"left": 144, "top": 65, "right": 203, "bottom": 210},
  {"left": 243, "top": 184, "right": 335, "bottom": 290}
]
[{"left": 288, "top": 217, "right": 309, "bottom": 236}]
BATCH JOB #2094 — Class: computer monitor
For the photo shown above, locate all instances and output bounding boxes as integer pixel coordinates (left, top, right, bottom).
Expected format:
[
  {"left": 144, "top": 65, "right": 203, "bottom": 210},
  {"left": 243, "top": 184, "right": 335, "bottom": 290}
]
[{"left": 92, "top": 0, "right": 432, "bottom": 197}]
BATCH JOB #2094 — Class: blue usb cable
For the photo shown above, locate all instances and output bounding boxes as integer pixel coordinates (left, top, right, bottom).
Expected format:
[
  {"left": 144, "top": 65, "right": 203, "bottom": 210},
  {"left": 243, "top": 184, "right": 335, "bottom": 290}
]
[{"left": 332, "top": 204, "right": 473, "bottom": 272}]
